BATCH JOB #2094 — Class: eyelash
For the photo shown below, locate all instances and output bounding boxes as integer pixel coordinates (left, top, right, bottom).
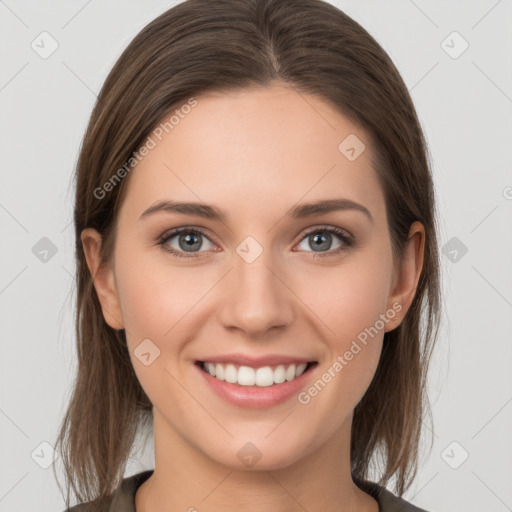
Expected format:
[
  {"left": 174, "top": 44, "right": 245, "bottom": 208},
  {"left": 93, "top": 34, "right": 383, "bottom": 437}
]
[{"left": 157, "top": 225, "right": 354, "bottom": 260}]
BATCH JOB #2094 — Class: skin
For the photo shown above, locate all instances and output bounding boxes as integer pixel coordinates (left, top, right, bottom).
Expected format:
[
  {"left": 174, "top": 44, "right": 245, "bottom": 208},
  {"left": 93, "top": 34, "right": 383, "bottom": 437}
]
[{"left": 82, "top": 83, "right": 425, "bottom": 512}]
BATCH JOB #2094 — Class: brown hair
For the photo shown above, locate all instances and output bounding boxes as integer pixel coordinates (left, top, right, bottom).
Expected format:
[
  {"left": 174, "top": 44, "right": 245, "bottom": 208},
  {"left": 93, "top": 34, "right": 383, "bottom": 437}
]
[{"left": 54, "top": 0, "right": 441, "bottom": 508}]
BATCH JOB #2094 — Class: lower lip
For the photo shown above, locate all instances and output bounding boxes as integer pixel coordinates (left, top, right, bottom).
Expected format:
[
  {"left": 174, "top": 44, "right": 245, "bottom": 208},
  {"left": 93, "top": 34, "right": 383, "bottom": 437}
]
[{"left": 195, "top": 362, "right": 317, "bottom": 408}]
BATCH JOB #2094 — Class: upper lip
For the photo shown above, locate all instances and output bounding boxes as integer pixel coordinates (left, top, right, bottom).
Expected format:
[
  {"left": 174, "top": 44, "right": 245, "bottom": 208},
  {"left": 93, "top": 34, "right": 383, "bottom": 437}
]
[{"left": 197, "top": 353, "right": 317, "bottom": 368}]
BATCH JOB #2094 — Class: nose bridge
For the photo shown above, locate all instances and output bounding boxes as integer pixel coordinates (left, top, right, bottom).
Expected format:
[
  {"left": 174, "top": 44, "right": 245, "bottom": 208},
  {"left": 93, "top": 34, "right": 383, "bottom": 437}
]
[{"left": 218, "top": 237, "right": 294, "bottom": 336}]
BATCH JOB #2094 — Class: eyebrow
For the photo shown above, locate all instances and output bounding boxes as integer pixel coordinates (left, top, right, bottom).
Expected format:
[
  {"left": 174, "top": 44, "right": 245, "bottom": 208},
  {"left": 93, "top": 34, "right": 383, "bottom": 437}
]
[{"left": 139, "top": 198, "right": 373, "bottom": 223}]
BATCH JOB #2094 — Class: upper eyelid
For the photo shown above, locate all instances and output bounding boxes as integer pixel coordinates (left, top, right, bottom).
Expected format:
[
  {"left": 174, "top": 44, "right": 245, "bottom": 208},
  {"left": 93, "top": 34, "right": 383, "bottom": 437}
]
[
  {"left": 160, "top": 226, "right": 217, "bottom": 244},
  {"left": 301, "top": 225, "right": 352, "bottom": 239}
]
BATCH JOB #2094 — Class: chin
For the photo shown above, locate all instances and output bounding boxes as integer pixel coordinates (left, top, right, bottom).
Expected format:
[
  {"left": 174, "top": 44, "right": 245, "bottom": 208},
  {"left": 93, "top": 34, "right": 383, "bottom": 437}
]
[{"left": 200, "top": 432, "right": 314, "bottom": 472}]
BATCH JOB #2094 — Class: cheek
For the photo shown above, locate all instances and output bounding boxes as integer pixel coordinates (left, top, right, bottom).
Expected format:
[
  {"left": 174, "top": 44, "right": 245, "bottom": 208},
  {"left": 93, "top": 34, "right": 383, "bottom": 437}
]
[
  {"left": 114, "top": 246, "right": 207, "bottom": 337},
  {"left": 303, "top": 252, "right": 393, "bottom": 345},
  {"left": 294, "top": 250, "right": 392, "bottom": 401},
  {"left": 113, "top": 248, "right": 223, "bottom": 394}
]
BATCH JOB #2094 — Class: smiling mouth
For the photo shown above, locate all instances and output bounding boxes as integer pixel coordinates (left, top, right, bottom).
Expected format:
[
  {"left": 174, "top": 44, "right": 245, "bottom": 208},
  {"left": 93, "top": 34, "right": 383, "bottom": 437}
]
[{"left": 195, "top": 361, "right": 318, "bottom": 387}]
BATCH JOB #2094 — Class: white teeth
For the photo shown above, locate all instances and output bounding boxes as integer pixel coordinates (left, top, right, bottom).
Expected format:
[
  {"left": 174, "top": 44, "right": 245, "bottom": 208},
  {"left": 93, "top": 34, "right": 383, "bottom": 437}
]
[
  {"left": 215, "top": 363, "right": 224, "bottom": 380},
  {"left": 285, "top": 364, "right": 296, "bottom": 381},
  {"left": 295, "top": 363, "right": 307, "bottom": 377},
  {"left": 255, "top": 366, "right": 274, "bottom": 387},
  {"left": 224, "top": 364, "right": 237, "bottom": 383},
  {"left": 202, "top": 361, "right": 311, "bottom": 387},
  {"left": 273, "top": 365, "right": 286, "bottom": 384},
  {"left": 238, "top": 366, "right": 256, "bottom": 386}
]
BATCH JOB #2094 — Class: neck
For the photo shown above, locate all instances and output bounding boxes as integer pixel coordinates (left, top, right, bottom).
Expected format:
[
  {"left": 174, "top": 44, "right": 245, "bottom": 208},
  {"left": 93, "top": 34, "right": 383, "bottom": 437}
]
[{"left": 135, "top": 409, "right": 377, "bottom": 512}]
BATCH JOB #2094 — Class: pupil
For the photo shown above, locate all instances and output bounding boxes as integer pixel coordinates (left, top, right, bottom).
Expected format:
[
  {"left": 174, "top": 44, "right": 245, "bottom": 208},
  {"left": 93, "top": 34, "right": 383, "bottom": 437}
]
[
  {"left": 180, "top": 232, "right": 201, "bottom": 252},
  {"left": 311, "top": 232, "right": 330, "bottom": 251}
]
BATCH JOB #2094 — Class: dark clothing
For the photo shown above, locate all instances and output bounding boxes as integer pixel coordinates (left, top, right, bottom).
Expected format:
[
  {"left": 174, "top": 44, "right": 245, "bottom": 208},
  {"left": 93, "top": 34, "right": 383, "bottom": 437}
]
[{"left": 65, "top": 469, "right": 429, "bottom": 512}]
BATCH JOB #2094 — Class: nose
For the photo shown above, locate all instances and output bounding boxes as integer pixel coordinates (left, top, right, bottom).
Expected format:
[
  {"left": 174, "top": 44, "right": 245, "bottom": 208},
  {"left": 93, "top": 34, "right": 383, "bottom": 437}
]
[{"left": 217, "top": 245, "right": 295, "bottom": 338}]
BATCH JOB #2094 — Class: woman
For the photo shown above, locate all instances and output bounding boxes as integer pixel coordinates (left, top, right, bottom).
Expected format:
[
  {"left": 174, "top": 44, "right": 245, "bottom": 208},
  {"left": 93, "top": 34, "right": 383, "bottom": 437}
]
[{"left": 55, "top": 0, "right": 441, "bottom": 510}]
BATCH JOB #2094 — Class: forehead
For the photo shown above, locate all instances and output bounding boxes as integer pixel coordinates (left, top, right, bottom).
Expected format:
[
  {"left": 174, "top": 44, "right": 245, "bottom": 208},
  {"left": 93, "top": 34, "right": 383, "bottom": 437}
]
[{"left": 119, "top": 84, "right": 386, "bottom": 225}]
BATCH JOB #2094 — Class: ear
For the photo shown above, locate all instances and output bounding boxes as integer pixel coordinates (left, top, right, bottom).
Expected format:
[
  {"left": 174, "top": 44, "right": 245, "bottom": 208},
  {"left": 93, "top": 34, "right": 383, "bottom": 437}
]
[
  {"left": 81, "top": 228, "right": 125, "bottom": 330},
  {"left": 385, "top": 221, "right": 425, "bottom": 331}
]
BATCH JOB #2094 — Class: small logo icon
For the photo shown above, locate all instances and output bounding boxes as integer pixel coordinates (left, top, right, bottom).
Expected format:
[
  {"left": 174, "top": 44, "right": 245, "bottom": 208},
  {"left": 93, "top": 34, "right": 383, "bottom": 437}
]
[
  {"left": 32, "top": 237, "right": 58, "bottom": 263},
  {"left": 236, "top": 236, "right": 263, "bottom": 264},
  {"left": 441, "top": 31, "right": 469, "bottom": 59},
  {"left": 134, "top": 338, "right": 161, "bottom": 366},
  {"left": 441, "top": 441, "right": 469, "bottom": 469},
  {"left": 442, "top": 236, "right": 468, "bottom": 263},
  {"left": 338, "top": 134, "right": 366, "bottom": 161},
  {"left": 31, "top": 441, "right": 58, "bottom": 469},
  {"left": 237, "top": 442, "right": 263, "bottom": 468},
  {"left": 31, "top": 31, "right": 59, "bottom": 59}
]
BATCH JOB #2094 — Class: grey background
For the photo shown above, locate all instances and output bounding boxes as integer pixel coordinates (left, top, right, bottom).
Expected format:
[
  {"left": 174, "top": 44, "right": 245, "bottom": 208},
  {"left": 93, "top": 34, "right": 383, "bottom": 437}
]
[{"left": 1, "top": 1, "right": 511, "bottom": 511}]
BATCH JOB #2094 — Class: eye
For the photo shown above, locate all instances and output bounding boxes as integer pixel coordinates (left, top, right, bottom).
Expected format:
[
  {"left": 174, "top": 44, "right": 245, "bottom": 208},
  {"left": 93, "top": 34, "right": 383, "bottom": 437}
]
[
  {"left": 295, "top": 226, "right": 353, "bottom": 258},
  {"left": 157, "top": 225, "right": 353, "bottom": 260},
  {"left": 158, "top": 227, "right": 215, "bottom": 259}
]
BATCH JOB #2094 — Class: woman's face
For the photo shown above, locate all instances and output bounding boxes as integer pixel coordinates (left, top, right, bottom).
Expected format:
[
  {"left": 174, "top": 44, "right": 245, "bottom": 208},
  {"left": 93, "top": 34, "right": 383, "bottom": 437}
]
[{"left": 84, "top": 83, "right": 422, "bottom": 471}]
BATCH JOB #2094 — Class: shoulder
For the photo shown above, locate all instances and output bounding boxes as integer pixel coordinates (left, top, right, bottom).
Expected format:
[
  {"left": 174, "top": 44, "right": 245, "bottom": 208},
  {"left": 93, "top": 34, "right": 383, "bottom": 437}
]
[
  {"left": 62, "top": 471, "right": 430, "bottom": 512},
  {"left": 61, "top": 498, "right": 112, "bottom": 512},
  {"left": 357, "top": 479, "right": 430, "bottom": 512},
  {"left": 61, "top": 470, "right": 154, "bottom": 512},
  {"left": 62, "top": 502, "right": 109, "bottom": 512}
]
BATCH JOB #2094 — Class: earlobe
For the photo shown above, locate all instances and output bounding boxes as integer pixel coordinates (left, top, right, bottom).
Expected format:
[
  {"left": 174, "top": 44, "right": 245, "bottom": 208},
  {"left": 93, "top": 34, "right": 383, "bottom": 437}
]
[
  {"left": 385, "top": 221, "right": 425, "bottom": 331},
  {"left": 81, "top": 228, "right": 125, "bottom": 330}
]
